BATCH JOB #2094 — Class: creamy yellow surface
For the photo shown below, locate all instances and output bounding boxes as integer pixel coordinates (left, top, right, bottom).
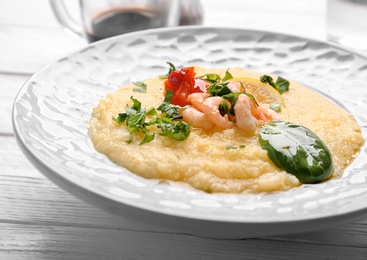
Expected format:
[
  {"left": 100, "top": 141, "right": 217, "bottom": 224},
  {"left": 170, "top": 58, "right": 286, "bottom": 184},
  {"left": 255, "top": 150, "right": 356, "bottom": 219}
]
[{"left": 89, "top": 67, "right": 364, "bottom": 194}]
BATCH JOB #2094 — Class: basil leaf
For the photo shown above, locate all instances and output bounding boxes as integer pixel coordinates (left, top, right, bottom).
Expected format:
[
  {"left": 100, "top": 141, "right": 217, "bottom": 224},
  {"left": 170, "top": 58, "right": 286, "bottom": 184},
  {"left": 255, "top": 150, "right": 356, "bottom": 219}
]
[
  {"left": 226, "top": 145, "right": 246, "bottom": 149},
  {"left": 114, "top": 96, "right": 148, "bottom": 135},
  {"left": 146, "top": 107, "right": 158, "bottom": 117},
  {"left": 221, "top": 92, "right": 241, "bottom": 105},
  {"left": 221, "top": 91, "right": 259, "bottom": 116},
  {"left": 259, "top": 121, "right": 333, "bottom": 183},
  {"left": 222, "top": 69, "right": 233, "bottom": 81},
  {"left": 260, "top": 75, "right": 278, "bottom": 91},
  {"left": 207, "top": 82, "right": 232, "bottom": 96},
  {"left": 133, "top": 81, "right": 147, "bottom": 93},
  {"left": 276, "top": 76, "right": 290, "bottom": 94},
  {"left": 159, "top": 62, "right": 176, "bottom": 79},
  {"left": 199, "top": 70, "right": 233, "bottom": 83},
  {"left": 219, "top": 102, "right": 230, "bottom": 117},
  {"left": 167, "top": 62, "right": 176, "bottom": 74},
  {"left": 112, "top": 113, "right": 127, "bottom": 124},
  {"left": 158, "top": 120, "right": 191, "bottom": 141},
  {"left": 199, "top": 73, "right": 221, "bottom": 83},
  {"left": 130, "top": 96, "right": 142, "bottom": 111},
  {"left": 140, "top": 132, "right": 155, "bottom": 145},
  {"left": 158, "top": 90, "right": 183, "bottom": 120},
  {"left": 114, "top": 94, "right": 190, "bottom": 144},
  {"left": 126, "top": 110, "right": 147, "bottom": 134},
  {"left": 269, "top": 102, "right": 281, "bottom": 112},
  {"left": 221, "top": 92, "right": 241, "bottom": 116},
  {"left": 260, "top": 75, "right": 290, "bottom": 94}
]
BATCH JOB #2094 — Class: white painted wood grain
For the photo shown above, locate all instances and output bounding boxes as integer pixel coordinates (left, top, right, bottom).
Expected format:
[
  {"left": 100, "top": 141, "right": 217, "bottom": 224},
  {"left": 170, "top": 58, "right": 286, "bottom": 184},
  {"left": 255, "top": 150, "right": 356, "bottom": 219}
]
[
  {"left": 202, "top": 0, "right": 327, "bottom": 41},
  {"left": 2, "top": 136, "right": 367, "bottom": 250},
  {"left": 0, "top": 0, "right": 66, "bottom": 27},
  {"left": 2, "top": 223, "right": 367, "bottom": 260},
  {"left": 0, "top": 74, "right": 30, "bottom": 134},
  {"left": 0, "top": 25, "right": 86, "bottom": 74},
  {"left": 0, "top": 0, "right": 327, "bottom": 74},
  {"left": 3, "top": 1, "right": 367, "bottom": 259}
]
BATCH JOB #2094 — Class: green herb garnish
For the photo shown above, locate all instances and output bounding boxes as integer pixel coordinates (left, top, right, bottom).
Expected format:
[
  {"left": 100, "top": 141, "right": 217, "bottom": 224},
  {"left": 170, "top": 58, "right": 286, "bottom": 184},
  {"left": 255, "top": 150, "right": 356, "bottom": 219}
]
[
  {"left": 113, "top": 97, "right": 149, "bottom": 136},
  {"left": 146, "top": 107, "right": 158, "bottom": 117},
  {"left": 199, "top": 69, "right": 233, "bottom": 83},
  {"left": 221, "top": 92, "right": 241, "bottom": 116},
  {"left": 157, "top": 89, "right": 183, "bottom": 120},
  {"left": 226, "top": 145, "right": 246, "bottom": 149},
  {"left": 113, "top": 91, "right": 190, "bottom": 144},
  {"left": 133, "top": 81, "right": 147, "bottom": 93},
  {"left": 199, "top": 73, "right": 221, "bottom": 83},
  {"left": 158, "top": 120, "right": 191, "bottom": 140},
  {"left": 259, "top": 120, "right": 333, "bottom": 183},
  {"left": 260, "top": 75, "right": 290, "bottom": 94},
  {"left": 219, "top": 101, "right": 230, "bottom": 117},
  {"left": 222, "top": 69, "right": 233, "bottom": 81},
  {"left": 140, "top": 132, "right": 155, "bottom": 145},
  {"left": 269, "top": 102, "right": 281, "bottom": 112},
  {"left": 159, "top": 62, "right": 177, "bottom": 79},
  {"left": 206, "top": 80, "right": 260, "bottom": 117},
  {"left": 207, "top": 82, "right": 232, "bottom": 96},
  {"left": 275, "top": 76, "right": 290, "bottom": 94}
]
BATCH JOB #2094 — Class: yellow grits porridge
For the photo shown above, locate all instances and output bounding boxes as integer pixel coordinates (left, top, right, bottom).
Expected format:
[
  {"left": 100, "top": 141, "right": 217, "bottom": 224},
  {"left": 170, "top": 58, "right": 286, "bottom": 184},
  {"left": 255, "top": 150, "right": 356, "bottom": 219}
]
[{"left": 89, "top": 67, "right": 364, "bottom": 194}]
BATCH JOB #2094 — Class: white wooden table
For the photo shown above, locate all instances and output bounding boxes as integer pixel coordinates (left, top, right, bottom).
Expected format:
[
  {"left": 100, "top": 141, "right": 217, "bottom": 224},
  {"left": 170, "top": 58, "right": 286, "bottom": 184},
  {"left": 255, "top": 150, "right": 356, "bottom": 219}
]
[{"left": 2, "top": 0, "right": 367, "bottom": 259}]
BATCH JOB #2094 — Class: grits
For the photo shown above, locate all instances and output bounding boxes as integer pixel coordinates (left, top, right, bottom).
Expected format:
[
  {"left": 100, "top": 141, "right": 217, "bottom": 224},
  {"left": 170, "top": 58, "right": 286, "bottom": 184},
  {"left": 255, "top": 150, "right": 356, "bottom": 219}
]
[{"left": 89, "top": 67, "right": 364, "bottom": 193}]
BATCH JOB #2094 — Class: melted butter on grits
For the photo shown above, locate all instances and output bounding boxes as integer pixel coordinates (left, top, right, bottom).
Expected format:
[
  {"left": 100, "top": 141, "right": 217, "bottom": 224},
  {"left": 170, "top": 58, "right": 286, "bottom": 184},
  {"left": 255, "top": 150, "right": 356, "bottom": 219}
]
[{"left": 89, "top": 67, "right": 364, "bottom": 194}]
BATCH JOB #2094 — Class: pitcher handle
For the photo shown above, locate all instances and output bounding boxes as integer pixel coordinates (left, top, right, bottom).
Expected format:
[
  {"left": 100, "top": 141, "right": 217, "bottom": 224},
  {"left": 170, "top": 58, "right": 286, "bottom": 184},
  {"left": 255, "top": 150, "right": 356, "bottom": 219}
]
[{"left": 49, "top": 0, "right": 83, "bottom": 37}]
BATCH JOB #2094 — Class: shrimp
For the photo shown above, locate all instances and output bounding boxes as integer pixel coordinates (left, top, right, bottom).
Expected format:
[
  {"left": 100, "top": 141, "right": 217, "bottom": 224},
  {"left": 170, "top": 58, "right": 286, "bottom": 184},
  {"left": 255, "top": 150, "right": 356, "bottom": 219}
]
[
  {"left": 181, "top": 107, "right": 214, "bottom": 130},
  {"left": 253, "top": 104, "right": 281, "bottom": 124},
  {"left": 202, "top": 96, "right": 234, "bottom": 129},
  {"left": 187, "top": 92, "right": 209, "bottom": 112},
  {"left": 233, "top": 94, "right": 258, "bottom": 136},
  {"left": 227, "top": 81, "right": 243, "bottom": 93}
]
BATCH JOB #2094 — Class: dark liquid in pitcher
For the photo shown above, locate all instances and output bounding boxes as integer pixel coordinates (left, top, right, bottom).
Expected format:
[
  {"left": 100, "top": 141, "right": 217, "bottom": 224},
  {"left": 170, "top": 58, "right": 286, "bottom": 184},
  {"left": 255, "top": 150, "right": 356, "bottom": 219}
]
[{"left": 86, "top": 7, "right": 166, "bottom": 42}]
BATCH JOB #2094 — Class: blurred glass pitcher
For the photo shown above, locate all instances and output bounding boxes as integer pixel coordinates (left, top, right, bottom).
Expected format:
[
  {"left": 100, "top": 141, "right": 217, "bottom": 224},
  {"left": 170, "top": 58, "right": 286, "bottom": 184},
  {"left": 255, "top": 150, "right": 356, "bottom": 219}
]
[{"left": 49, "top": 0, "right": 203, "bottom": 43}]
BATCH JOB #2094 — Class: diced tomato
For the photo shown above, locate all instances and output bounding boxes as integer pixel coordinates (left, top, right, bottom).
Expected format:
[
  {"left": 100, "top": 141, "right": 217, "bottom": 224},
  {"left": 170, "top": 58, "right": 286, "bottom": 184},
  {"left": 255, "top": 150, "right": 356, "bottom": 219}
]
[{"left": 164, "top": 66, "right": 207, "bottom": 106}]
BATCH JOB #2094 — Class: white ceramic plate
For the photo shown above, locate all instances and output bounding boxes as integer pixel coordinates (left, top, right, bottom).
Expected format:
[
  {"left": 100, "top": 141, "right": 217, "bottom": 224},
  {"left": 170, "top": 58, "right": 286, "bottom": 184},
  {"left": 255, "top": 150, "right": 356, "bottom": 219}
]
[{"left": 12, "top": 27, "right": 367, "bottom": 238}]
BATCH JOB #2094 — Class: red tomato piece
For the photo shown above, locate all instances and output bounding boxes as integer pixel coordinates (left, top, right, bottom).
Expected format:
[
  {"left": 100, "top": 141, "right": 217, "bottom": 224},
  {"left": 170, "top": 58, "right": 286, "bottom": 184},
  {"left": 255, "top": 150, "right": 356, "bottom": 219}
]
[{"left": 164, "top": 66, "right": 207, "bottom": 106}]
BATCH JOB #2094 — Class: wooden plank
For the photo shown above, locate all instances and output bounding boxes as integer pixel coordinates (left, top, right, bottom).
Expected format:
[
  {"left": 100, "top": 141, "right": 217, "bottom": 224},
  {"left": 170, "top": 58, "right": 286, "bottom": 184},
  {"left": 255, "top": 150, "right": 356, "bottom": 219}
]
[
  {"left": 0, "top": 1, "right": 84, "bottom": 74},
  {"left": 1, "top": 222, "right": 367, "bottom": 260},
  {"left": 0, "top": 0, "right": 80, "bottom": 27},
  {"left": 201, "top": 0, "right": 327, "bottom": 40},
  {"left": 5, "top": 1, "right": 367, "bottom": 259},
  {"left": 0, "top": 73, "right": 31, "bottom": 134},
  {"left": 0, "top": 135, "right": 177, "bottom": 233},
  {"left": 2, "top": 135, "right": 367, "bottom": 248},
  {"left": 0, "top": 0, "right": 327, "bottom": 74},
  {"left": 0, "top": 25, "right": 86, "bottom": 74},
  {"left": 0, "top": 0, "right": 327, "bottom": 30}
]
